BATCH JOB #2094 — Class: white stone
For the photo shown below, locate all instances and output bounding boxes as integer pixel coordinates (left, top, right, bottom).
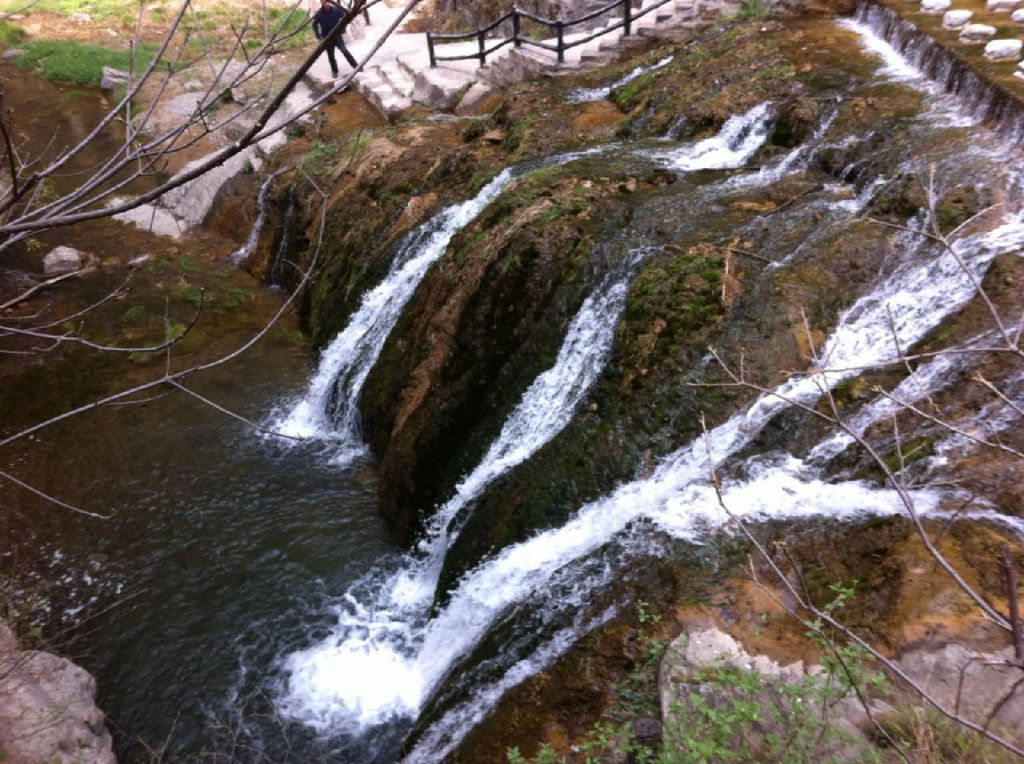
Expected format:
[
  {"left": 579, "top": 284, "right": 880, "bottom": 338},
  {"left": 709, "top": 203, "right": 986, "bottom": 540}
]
[
  {"left": 42, "top": 246, "right": 83, "bottom": 274},
  {"left": 181, "top": 79, "right": 204, "bottom": 92},
  {"left": 984, "top": 38, "right": 1023, "bottom": 59},
  {"left": 99, "top": 66, "right": 130, "bottom": 91},
  {"left": 960, "top": 23, "right": 997, "bottom": 42},
  {"left": 1013, "top": 8, "right": 1024, "bottom": 21},
  {"left": 2, "top": 48, "right": 23, "bottom": 60},
  {"left": 71, "top": 11, "right": 91, "bottom": 22},
  {"left": 942, "top": 9, "right": 973, "bottom": 28},
  {"left": 986, "top": 0, "right": 1020, "bottom": 11},
  {"left": 921, "top": 0, "right": 951, "bottom": 14}
]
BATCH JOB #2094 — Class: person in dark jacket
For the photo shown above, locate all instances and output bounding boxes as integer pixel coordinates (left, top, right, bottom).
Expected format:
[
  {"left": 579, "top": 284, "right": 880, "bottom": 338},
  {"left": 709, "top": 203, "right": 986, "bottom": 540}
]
[{"left": 312, "top": 0, "right": 358, "bottom": 76}]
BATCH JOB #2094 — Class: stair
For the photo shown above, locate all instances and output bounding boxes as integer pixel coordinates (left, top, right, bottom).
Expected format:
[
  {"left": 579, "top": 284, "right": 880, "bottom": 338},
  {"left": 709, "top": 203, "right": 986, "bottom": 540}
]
[{"left": 305, "top": 0, "right": 731, "bottom": 121}]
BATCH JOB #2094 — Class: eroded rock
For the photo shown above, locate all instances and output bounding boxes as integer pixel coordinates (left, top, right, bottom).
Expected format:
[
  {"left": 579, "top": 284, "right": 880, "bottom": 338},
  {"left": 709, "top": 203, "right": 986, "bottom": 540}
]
[
  {"left": 100, "top": 66, "right": 130, "bottom": 91},
  {"left": 0, "top": 623, "right": 116, "bottom": 764}
]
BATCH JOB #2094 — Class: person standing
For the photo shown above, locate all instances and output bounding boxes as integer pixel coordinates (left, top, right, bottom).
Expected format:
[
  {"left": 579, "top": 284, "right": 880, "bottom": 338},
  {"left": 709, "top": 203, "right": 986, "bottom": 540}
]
[{"left": 313, "top": 0, "right": 358, "bottom": 77}]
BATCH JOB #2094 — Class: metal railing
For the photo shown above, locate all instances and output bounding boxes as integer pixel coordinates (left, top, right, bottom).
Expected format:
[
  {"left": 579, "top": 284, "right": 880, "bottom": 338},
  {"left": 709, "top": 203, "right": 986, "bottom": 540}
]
[{"left": 425, "top": 0, "right": 675, "bottom": 68}]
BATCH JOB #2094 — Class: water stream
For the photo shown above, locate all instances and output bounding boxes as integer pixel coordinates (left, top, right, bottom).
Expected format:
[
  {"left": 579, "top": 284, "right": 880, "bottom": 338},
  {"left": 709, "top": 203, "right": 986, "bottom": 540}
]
[
  {"left": 276, "top": 12, "right": 1024, "bottom": 761},
  {"left": 5, "top": 9, "right": 1024, "bottom": 764}
]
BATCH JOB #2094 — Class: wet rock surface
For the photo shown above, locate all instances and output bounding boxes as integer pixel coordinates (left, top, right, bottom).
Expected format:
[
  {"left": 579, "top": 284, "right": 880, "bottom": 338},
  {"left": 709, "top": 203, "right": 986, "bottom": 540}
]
[{"left": 0, "top": 623, "right": 116, "bottom": 764}]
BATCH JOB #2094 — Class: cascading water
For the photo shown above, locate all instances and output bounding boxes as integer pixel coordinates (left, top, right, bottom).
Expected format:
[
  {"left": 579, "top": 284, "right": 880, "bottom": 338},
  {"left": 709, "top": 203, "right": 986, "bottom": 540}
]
[
  {"left": 273, "top": 145, "right": 613, "bottom": 462},
  {"left": 646, "top": 102, "right": 775, "bottom": 171},
  {"left": 229, "top": 168, "right": 286, "bottom": 264},
  {"left": 400, "top": 22, "right": 1024, "bottom": 761},
  {"left": 566, "top": 55, "right": 674, "bottom": 104},
  {"left": 273, "top": 170, "right": 515, "bottom": 457},
  {"left": 851, "top": 0, "right": 1024, "bottom": 144},
  {"left": 276, "top": 106, "right": 784, "bottom": 747},
  {"left": 271, "top": 13, "right": 1024, "bottom": 761},
  {"left": 404, "top": 208, "right": 1024, "bottom": 764},
  {"left": 278, "top": 251, "right": 646, "bottom": 734}
]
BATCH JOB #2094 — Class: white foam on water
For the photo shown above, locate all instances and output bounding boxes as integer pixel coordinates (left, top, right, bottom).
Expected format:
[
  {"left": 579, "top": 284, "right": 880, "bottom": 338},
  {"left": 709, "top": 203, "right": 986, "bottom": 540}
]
[
  {"left": 401, "top": 212, "right": 1024, "bottom": 760},
  {"left": 277, "top": 257, "right": 644, "bottom": 733},
  {"left": 838, "top": 17, "right": 974, "bottom": 127},
  {"left": 647, "top": 102, "right": 774, "bottom": 171},
  {"left": 271, "top": 170, "right": 514, "bottom": 453}
]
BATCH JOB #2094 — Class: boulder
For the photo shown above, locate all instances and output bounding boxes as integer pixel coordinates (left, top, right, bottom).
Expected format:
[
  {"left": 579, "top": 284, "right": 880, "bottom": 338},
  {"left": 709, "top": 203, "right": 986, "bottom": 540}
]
[
  {"left": 99, "top": 66, "right": 130, "bottom": 91},
  {"left": 942, "top": 9, "right": 973, "bottom": 28},
  {"left": 658, "top": 627, "right": 884, "bottom": 756},
  {"left": 984, "top": 38, "right": 1023, "bottom": 59},
  {"left": 2, "top": 49, "right": 24, "bottom": 60},
  {"left": 960, "top": 23, "right": 997, "bottom": 42},
  {"left": 921, "top": 0, "right": 951, "bottom": 14},
  {"left": 0, "top": 623, "right": 116, "bottom": 764},
  {"left": 893, "top": 643, "right": 1024, "bottom": 736},
  {"left": 42, "top": 246, "right": 83, "bottom": 275},
  {"left": 986, "top": 0, "right": 1020, "bottom": 10},
  {"left": 1013, "top": 8, "right": 1024, "bottom": 21}
]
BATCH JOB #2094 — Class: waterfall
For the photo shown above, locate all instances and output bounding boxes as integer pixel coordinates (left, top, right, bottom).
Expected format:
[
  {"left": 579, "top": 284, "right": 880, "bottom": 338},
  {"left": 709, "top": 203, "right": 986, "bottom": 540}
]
[
  {"left": 404, "top": 210, "right": 1024, "bottom": 764},
  {"left": 269, "top": 185, "right": 297, "bottom": 289},
  {"left": 277, "top": 256, "right": 644, "bottom": 734},
  {"left": 850, "top": 0, "right": 1024, "bottom": 145},
  {"left": 566, "top": 55, "right": 674, "bottom": 104},
  {"left": 228, "top": 169, "right": 285, "bottom": 265},
  {"left": 272, "top": 143, "right": 616, "bottom": 461},
  {"left": 273, "top": 170, "right": 515, "bottom": 456}
]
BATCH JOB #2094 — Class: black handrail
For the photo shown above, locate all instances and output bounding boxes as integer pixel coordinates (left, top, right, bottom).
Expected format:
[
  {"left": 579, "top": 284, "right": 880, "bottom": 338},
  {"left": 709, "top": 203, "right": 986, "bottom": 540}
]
[{"left": 425, "top": 0, "right": 675, "bottom": 69}]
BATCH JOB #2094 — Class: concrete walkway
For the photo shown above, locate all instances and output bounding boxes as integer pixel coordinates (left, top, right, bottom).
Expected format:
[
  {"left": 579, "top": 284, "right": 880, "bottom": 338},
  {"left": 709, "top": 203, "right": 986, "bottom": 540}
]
[{"left": 305, "top": 0, "right": 724, "bottom": 120}]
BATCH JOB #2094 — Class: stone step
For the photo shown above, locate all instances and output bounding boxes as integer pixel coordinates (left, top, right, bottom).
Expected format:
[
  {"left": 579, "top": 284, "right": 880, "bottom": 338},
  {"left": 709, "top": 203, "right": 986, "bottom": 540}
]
[{"left": 377, "top": 62, "right": 415, "bottom": 95}]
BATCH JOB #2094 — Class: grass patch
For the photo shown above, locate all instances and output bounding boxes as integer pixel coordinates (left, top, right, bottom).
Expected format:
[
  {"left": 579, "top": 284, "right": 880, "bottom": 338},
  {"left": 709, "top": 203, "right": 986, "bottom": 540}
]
[
  {"left": 732, "top": 0, "right": 774, "bottom": 20},
  {"left": 0, "top": 19, "right": 26, "bottom": 46},
  {"left": 0, "top": 0, "right": 137, "bottom": 21},
  {"left": 17, "top": 39, "right": 160, "bottom": 85}
]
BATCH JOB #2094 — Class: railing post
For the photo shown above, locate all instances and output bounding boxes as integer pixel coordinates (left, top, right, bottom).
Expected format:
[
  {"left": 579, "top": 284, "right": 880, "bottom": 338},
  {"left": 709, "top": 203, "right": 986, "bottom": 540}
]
[
  {"left": 512, "top": 8, "right": 521, "bottom": 48},
  {"left": 556, "top": 20, "right": 564, "bottom": 64},
  {"left": 427, "top": 31, "right": 437, "bottom": 68},
  {"left": 623, "top": 0, "right": 632, "bottom": 36},
  {"left": 478, "top": 29, "right": 486, "bottom": 64}
]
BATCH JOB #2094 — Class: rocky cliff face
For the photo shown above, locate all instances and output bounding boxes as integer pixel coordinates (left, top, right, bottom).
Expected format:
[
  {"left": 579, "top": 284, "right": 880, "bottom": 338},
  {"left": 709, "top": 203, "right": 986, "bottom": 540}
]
[{"left": 0, "top": 623, "right": 116, "bottom": 764}]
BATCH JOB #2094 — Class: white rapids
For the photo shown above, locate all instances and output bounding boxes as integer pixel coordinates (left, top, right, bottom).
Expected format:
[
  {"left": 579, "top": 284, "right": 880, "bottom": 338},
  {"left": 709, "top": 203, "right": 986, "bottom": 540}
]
[{"left": 273, "top": 20, "right": 1024, "bottom": 759}]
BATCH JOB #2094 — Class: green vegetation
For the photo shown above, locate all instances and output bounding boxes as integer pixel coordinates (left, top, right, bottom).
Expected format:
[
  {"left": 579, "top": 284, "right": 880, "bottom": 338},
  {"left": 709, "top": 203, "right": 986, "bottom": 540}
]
[
  {"left": 301, "top": 132, "right": 372, "bottom": 180},
  {"left": 16, "top": 39, "right": 160, "bottom": 85},
  {"left": 0, "top": 19, "right": 26, "bottom": 46},
  {"left": 872, "top": 707, "right": 1021, "bottom": 764},
  {"left": 506, "top": 587, "right": 906, "bottom": 764},
  {"left": 732, "top": 0, "right": 774, "bottom": 20}
]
